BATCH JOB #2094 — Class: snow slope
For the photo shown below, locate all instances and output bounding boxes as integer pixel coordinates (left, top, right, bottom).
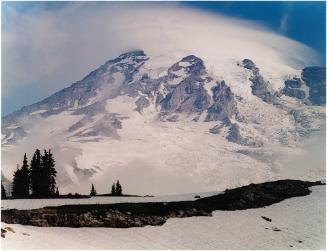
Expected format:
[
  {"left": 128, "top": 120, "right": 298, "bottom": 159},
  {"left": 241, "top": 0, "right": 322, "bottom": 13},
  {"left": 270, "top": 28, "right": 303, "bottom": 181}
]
[
  {"left": 1, "top": 51, "right": 325, "bottom": 195},
  {"left": 1, "top": 186, "right": 325, "bottom": 249}
]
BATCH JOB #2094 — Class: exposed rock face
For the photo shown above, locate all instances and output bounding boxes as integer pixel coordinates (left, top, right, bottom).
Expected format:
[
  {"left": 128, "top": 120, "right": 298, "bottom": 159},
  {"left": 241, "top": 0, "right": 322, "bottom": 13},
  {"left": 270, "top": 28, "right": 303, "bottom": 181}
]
[
  {"left": 242, "top": 59, "right": 279, "bottom": 103},
  {"left": 226, "top": 123, "right": 263, "bottom": 147},
  {"left": 159, "top": 80, "right": 210, "bottom": 113},
  {"left": 196, "top": 179, "right": 324, "bottom": 211},
  {"left": 242, "top": 59, "right": 259, "bottom": 74},
  {"left": 158, "top": 55, "right": 211, "bottom": 114},
  {"left": 1, "top": 206, "right": 211, "bottom": 228},
  {"left": 283, "top": 67, "right": 326, "bottom": 106},
  {"left": 135, "top": 96, "right": 150, "bottom": 113},
  {"left": 301, "top": 67, "right": 326, "bottom": 106},
  {"left": 283, "top": 78, "right": 308, "bottom": 101},
  {"left": 205, "top": 81, "right": 238, "bottom": 121},
  {"left": 1, "top": 179, "right": 323, "bottom": 228}
]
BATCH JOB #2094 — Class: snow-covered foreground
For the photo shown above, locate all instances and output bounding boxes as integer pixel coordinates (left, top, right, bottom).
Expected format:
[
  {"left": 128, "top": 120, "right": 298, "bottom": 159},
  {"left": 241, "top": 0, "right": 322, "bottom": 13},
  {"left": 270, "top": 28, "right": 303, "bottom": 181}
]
[
  {"left": 1, "top": 186, "right": 325, "bottom": 250},
  {"left": 1, "top": 191, "right": 220, "bottom": 210}
]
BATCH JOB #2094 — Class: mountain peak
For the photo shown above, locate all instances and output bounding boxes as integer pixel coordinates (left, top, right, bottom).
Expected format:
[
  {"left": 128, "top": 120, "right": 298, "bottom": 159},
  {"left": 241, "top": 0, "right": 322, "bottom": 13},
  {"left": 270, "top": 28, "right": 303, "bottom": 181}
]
[
  {"left": 108, "top": 50, "right": 148, "bottom": 64},
  {"left": 1, "top": 50, "right": 325, "bottom": 195},
  {"left": 168, "top": 54, "right": 206, "bottom": 78}
]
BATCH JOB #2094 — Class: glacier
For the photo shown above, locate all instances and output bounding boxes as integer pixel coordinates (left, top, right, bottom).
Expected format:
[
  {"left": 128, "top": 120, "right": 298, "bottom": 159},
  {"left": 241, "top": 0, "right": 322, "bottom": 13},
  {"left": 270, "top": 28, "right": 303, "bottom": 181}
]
[{"left": 1, "top": 50, "right": 325, "bottom": 195}]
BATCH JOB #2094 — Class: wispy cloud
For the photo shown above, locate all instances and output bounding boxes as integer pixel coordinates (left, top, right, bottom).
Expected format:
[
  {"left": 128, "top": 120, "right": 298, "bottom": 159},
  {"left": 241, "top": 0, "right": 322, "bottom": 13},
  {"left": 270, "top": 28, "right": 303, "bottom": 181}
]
[{"left": 279, "top": 13, "right": 289, "bottom": 33}]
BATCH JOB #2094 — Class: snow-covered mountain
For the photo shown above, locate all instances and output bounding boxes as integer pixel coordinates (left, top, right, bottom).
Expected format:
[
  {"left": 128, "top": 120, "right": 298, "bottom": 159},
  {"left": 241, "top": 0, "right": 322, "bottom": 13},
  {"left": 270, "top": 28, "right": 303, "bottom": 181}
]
[{"left": 2, "top": 50, "right": 326, "bottom": 195}]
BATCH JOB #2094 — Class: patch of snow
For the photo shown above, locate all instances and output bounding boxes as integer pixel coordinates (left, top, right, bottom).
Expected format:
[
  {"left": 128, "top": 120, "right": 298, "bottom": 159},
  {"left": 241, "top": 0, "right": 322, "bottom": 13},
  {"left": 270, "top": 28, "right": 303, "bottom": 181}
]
[
  {"left": 171, "top": 68, "right": 186, "bottom": 77},
  {"left": 1, "top": 186, "right": 324, "bottom": 249},
  {"left": 29, "top": 110, "right": 48, "bottom": 116},
  {"left": 2, "top": 132, "right": 14, "bottom": 145},
  {"left": 178, "top": 61, "right": 191, "bottom": 67},
  {"left": 6, "top": 125, "right": 19, "bottom": 130},
  {"left": 105, "top": 95, "right": 137, "bottom": 116}
]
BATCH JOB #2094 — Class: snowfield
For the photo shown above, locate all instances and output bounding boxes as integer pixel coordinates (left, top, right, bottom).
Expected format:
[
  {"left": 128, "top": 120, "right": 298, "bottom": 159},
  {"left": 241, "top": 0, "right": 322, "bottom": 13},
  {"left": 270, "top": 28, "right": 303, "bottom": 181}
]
[{"left": 1, "top": 186, "right": 325, "bottom": 249}]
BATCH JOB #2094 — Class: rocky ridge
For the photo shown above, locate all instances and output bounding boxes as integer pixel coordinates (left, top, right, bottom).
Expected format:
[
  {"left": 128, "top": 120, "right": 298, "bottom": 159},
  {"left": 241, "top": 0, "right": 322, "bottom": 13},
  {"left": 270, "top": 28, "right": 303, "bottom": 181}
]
[
  {"left": 1, "top": 179, "right": 324, "bottom": 228},
  {"left": 2, "top": 51, "right": 325, "bottom": 146}
]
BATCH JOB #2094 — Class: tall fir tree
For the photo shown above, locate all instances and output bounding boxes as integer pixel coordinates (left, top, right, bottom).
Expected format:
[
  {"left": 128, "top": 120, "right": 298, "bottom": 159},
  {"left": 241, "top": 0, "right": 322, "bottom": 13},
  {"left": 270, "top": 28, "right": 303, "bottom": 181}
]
[
  {"left": 40, "top": 149, "right": 50, "bottom": 196},
  {"left": 13, "top": 155, "right": 30, "bottom": 198},
  {"left": 12, "top": 165, "right": 24, "bottom": 197},
  {"left": 1, "top": 183, "right": 6, "bottom": 199},
  {"left": 90, "top": 184, "right": 97, "bottom": 196},
  {"left": 20, "top": 153, "right": 30, "bottom": 197},
  {"left": 55, "top": 187, "right": 60, "bottom": 197},
  {"left": 48, "top": 150, "right": 57, "bottom": 195},
  {"left": 116, "top": 180, "right": 122, "bottom": 196},
  {"left": 30, "top": 149, "right": 42, "bottom": 196},
  {"left": 111, "top": 183, "right": 116, "bottom": 195},
  {"left": 30, "top": 149, "right": 57, "bottom": 197}
]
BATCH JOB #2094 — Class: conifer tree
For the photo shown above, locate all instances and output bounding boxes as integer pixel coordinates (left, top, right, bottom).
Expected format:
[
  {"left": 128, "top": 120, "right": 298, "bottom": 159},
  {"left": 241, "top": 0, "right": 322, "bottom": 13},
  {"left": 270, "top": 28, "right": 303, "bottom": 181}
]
[
  {"left": 20, "top": 153, "right": 30, "bottom": 197},
  {"left": 90, "top": 184, "right": 97, "bottom": 196},
  {"left": 111, "top": 183, "right": 116, "bottom": 195},
  {"left": 40, "top": 149, "right": 50, "bottom": 196},
  {"left": 48, "top": 150, "right": 57, "bottom": 195},
  {"left": 12, "top": 165, "right": 23, "bottom": 198},
  {"left": 30, "top": 149, "right": 42, "bottom": 196},
  {"left": 116, "top": 180, "right": 122, "bottom": 196},
  {"left": 1, "top": 183, "right": 6, "bottom": 199},
  {"left": 55, "top": 187, "right": 60, "bottom": 197},
  {"left": 30, "top": 149, "right": 57, "bottom": 197}
]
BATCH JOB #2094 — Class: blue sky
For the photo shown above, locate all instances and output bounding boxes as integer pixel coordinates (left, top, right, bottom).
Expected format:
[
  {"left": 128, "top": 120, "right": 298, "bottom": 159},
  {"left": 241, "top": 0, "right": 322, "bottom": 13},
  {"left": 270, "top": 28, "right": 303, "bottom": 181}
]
[
  {"left": 183, "top": 1, "right": 326, "bottom": 63},
  {"left": 2, "top": 1, "right": 326, "bottom": 115}
]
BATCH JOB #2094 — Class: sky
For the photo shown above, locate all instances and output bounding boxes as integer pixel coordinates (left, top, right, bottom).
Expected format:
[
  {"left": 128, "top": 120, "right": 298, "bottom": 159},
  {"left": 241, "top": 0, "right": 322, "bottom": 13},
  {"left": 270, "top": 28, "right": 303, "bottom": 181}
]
[{"left": 1, "top": 1, "right": 326, "bottom": 116}]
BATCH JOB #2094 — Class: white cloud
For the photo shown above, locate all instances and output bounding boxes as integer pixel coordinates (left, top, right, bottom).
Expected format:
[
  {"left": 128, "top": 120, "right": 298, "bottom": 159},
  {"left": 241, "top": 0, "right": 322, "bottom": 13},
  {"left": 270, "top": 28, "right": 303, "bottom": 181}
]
[{"left": 2, "top": 2, "right": 319, "bottom": 114}]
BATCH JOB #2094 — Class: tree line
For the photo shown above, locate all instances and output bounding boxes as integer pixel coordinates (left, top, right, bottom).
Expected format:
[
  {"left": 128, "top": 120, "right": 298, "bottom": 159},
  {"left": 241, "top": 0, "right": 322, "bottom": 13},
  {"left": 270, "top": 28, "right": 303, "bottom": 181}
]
[
  {"left": 2, "top": 149, "right": 58, "bottom": 198},
  {"left": 90, "top": 180, "right": 123, "bottom": 196},
  {"left": 1, "top": 149, "right": 125, "bottom": 199}
]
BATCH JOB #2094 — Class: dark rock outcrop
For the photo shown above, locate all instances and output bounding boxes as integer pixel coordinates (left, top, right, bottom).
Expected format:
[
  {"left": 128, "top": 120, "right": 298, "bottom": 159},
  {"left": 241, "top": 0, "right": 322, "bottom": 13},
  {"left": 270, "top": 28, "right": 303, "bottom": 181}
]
[
  {"left": 1, "top": 179, "right": 323, "bottom": 228},
  {"left": 261, "top": 216, "right": 272, "bottom": 222},
  {"left": 226, "top": 123, "right": 263, "bottom": 147},
  {"left": 301, "top": 66, "right": 326, "bottom": 106},
  {"left": 283, "top": 67, "right": 326, "bottom": 106},
  {"left": 283, "top": 78, "right": 308, "bottom": 100},
  {"left": 159, "top": 80, "right": 210, "bottom": 114},
  {"left": 135, "top": 96, "right": 150, "bottom": 113},
  {"left": 158, "top": 55, "right": 211, "bottom": 114},
  {"left": 205, "top": 81, "right": 238, "bottom": 121},
  {"left": 242, "top": 59, "right": 279, "bottom": 104}
]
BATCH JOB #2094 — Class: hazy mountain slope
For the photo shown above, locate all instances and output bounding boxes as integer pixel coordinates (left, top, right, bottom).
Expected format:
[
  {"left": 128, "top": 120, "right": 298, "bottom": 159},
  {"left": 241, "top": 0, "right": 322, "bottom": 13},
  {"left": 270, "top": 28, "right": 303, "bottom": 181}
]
[{"left": 1, "top": 50, "right": 325, "bottom": 195}]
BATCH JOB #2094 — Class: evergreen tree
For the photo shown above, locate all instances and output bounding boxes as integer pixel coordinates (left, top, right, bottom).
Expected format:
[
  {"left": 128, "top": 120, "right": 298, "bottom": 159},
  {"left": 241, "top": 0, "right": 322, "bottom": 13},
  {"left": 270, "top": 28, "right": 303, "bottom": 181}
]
[
  {"left": 111, "top": 183, "right": 116, "bottom": 195},
  {"left": 90, "top": 184, "right": 97, "bottom": 196},
  {"left": 30, "top": 149, "right": 57, "bottom": 197},
  {"left": 40, "top": 149, "right": 50, "bottom": 196},
  {"left": 12, "top": 165, "right": 24, "bottom": 198},
  {"left": 116, "top": 180, "right": 122, "bottom": 196},
  {"left": 20, "top": 153, "right": 30, "bottom": 197},
  {"left": 48, "top": 150, "right": 57, "bottom": 195},
  {"left": 55, "top": 187, "right": 60, "bottom": 197},
  {"left": 1, "top": 183, "right": 6, "bottom": 199},
  {"left": 30, "top": 149, "right": 42, "bottom": 196}
]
